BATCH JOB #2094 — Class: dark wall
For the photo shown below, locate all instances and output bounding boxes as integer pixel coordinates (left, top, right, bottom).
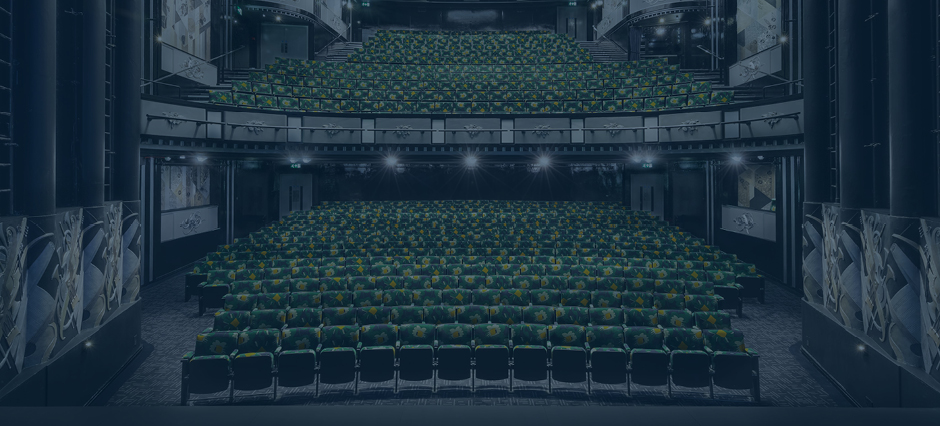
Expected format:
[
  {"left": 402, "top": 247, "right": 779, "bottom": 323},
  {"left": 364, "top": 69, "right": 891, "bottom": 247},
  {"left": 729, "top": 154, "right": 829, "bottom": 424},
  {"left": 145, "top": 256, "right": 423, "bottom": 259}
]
[
  {"left": 359, "top": 2, "right": 559, "bottom": 33},
  {"left": 308, "top": 162, "right": 624, "bottom": 203},
  {"left": 669, "top": 164, "right": 707, "bottom": 238},
  {"left": 714, "top": 162, "right": 783, "bottom": 279}
]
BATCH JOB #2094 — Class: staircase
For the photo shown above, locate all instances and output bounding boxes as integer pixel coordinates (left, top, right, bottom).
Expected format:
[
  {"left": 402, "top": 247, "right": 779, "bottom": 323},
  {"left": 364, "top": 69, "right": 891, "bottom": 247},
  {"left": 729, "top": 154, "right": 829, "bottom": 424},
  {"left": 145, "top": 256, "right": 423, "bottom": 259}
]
[
  {"left": 578, "top": 40, "right": 631, "bottom": 62},
  {"left": 314, "top": 41, "right": 362, "bottom": 62}
]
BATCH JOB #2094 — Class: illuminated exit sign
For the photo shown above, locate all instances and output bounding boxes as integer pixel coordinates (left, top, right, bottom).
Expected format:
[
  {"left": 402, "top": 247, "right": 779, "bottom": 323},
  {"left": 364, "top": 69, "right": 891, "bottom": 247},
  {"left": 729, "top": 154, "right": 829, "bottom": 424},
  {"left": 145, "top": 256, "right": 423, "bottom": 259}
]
[
  {"left": 291, "top": 164, "right": 301, "bottom": 169},
  {"left": 362, "top": 1, "right": 370, "bottom": 6},
  {"left": 569, "top": 1, "right": 577, "bottom": 5},
  {"left": 642, "top": 163, "right": 653, "bottom": 168}
]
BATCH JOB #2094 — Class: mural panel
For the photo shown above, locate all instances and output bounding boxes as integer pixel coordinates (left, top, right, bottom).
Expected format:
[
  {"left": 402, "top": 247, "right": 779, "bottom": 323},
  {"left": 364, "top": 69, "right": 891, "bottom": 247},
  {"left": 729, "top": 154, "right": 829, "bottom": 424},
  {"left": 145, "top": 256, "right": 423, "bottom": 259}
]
[
  {"left": 161, "top": 0, "right": 212, "bottom": 61},
  {"left": 736, "top": 0, "right": 781, "bottom": 60},
  {"left": 0, "top": 217, "right": 27, "bottom": 390},
  {"left": 920, "top": 217, "right": 940, "bottom": 381},
  {"left": 837, "top": 208, "right": 864, "bottom": 330},
  {"left": 860, "top": 211, "right": 923, "bottom": 367},
  {"left": 802, "top": 202, "right": 824, "bottom": 304},
  {"left": 122, "top": 202, "right": 142, "bottom": 305}
]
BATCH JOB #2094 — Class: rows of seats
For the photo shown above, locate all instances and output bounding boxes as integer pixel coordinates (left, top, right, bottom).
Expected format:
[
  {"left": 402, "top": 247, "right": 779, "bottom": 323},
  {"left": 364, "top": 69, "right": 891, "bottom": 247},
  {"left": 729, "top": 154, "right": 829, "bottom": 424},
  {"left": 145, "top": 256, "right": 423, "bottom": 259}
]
[
  {"left": 207, "top": 30, "right": 733, "bottom": 113},
  {"left": 182, "top": 321, "right": 758, "bottom": 404},
  {"left": 182, "top": 201, "right": 761, "bottom": 404}
]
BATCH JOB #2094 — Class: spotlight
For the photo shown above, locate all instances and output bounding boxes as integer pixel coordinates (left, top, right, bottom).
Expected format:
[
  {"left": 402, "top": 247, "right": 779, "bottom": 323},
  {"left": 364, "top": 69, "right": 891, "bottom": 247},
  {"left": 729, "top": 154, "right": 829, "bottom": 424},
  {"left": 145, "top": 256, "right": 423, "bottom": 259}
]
[
  {"left": 156, "top": 35, "right": 163, "bottom": 43},
  {"left": 730, "top": 155, "right": 743, "bottom": 164},
  {"left": 703, "top": 18, "right": 712, "bottom": 26},
  {"left": 537, "top": 155, "right": 551, "bottom": 167},
  {"left": 84, "top": 341, "right": 93, "bottom": 348},
  {"left": 233, "top": 19, "right": 238, "bottom": 24},
  {"left": 757, "top": 155, "right": 765, "bottom": 161},
  {"left": 275, "top": 15, "right": 282, "bottom": 22},
  {"left": 385, "top": 155, "right": 399, "bottom": 167},
  {"left": 856, "top": 344, "right": 866, "bottom": 352},
  {"left": 289, "top": 157, "right": 298, "bottom": 164},
  {"left": 179, "top": 155, "right": 187, "bottom": 160},
  {"left": 195, "top": 155, "right": 207, "bottom": 163},
  {"left": 302, "top": 157, "right": 312, "bottom": 164},
  {"left": 644, "top": 156, "right": 652, "bottom": 164},
  {"left": 779, "top": 35, "right": 788, "bottom": 44},
  {"left": 659, "top": 18, "right": 665, "bottom": 23},
  {"left": 164, "top": 157, "right": 171, "bottom": 161},
  {"left": 632, "top": 155, "right": 642, "bottom": 164},
  {"left": 464, "top": 154, "right": 479, "bottom": 168}
]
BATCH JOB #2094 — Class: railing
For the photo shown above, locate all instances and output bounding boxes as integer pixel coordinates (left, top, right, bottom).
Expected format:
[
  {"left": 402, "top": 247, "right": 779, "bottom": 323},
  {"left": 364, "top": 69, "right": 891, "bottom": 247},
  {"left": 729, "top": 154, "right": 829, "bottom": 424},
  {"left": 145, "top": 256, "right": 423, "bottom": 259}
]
[
  {"left": 146, "top": 111, "right": 801, "bottom": 138},
  {"left": 761, "top": 79, "right": 804, "bottom": 98}
]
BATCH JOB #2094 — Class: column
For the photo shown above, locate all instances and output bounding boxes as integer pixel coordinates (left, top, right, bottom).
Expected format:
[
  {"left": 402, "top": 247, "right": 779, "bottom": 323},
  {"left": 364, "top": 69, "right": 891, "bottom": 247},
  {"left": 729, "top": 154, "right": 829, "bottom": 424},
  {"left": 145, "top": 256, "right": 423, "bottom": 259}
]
[
  {"left": 888, "top": 0, "right": 937, "bottom": 218},
  {"left": 876, "top": 0, "right": 935, "bottom": 369},
  {"left": 113, "top": 0, "right": 142, "bottom": 202},
  {"left": 831, "top": 0, "right": 874, "bottom": 330},
  {"left": 12, "top": 0, "right": 57, "bottom": 215},
  {"left": 81, "top": 0, "right": 106, "bottom": 207},
  {"left": 800, "top": 0, "right": 829, "bottom": 305}
]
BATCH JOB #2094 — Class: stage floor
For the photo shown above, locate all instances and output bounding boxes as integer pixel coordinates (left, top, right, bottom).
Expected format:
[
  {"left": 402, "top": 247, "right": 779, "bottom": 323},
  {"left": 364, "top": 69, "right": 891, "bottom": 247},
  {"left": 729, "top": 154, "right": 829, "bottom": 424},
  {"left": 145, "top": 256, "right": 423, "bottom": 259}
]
[{"left": 96, "top": 272, "right": 851, "bottom": 407}]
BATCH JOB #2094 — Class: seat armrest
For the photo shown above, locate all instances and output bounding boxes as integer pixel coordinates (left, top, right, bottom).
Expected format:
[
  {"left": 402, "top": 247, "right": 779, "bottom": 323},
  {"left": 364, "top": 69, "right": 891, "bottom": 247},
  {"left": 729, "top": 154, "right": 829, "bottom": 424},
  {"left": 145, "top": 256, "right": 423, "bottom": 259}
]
[
  {"left": 745, "top": 348, "right": 760, "bottom": 357},
  {"left": 703, "top": 346, "right": 714, "bottom": 355},
  {"left": 584, "top": 342, "right": 591, "bottom": 350},
  {"left": 197, "top": 281, "right": 208, "bottom": 288},
  {"left": 229, "top": 350, "right": 239, "bottom": 359},
  {"left": 201, "top": 327, "right": 214, "bottom": 334},
  {"left": 275, "top": 346, "right": 283, "bottom": 355},
  {"left": 316, "top": 344, "right": 323, "bottom": 352},
  {"left": 623, "top": 344, "right": 631, "bottom": 352},
  {"left": 546, "top": 342, "right": 553, "bottom": 350},
  {"left": 182, "top": 351, "right": 195, "bottom": 362}
]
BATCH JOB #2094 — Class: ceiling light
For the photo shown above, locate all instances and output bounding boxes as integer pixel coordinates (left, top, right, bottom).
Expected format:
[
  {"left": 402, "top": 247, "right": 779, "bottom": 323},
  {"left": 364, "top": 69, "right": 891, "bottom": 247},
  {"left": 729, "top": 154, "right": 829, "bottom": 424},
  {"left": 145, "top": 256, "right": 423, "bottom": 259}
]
[
  {"left": 537, "top": 155, "right": 551, "bottom": 167},
  {"left": 779, "top": 35, "right": 788, "bottom": 44},
  {"left": 302, "top": 157, "right": 312, "bottom": 164},
  {"left": 275, "top": 15, "right": 282, "bottom": 22},
  {"left": 703, "top": 18, "right": 712, "bottom": 26},
  {"left": 385, "top": 155, "right": 398, "bottom": 167},
  {"left": 465, "top": 154, "right": 479, "bottom": 168},
  {"left": 757, "top": 155, "right": 765, "bottom": 161},
  {"left": 730, "top": 155, "right": 743, "bottom": 163},
  {"left": 179, "top": 155, "right": 186, "bottom": 160},
  {"left": 195, "top": 155, "right": 207, "bottom": 163},
  {"left": 155, "top": 35, "right": 162, "bottom": 43},
  {"left": 289, "top": 158, "right": 298, "bottom": 164},
  {"left": 659, "top": 18, "right": 665, "bottom": 23}
]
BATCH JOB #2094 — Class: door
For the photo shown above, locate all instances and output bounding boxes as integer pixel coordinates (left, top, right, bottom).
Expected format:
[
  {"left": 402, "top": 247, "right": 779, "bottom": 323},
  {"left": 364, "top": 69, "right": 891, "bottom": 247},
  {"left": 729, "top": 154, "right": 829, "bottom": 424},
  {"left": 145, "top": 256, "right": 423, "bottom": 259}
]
[
  {"left": 630, "top": 173, "right": 666, "bottom": 219},
  {"left": 279, "top": 174, "right": 314, "bottom": 218}
]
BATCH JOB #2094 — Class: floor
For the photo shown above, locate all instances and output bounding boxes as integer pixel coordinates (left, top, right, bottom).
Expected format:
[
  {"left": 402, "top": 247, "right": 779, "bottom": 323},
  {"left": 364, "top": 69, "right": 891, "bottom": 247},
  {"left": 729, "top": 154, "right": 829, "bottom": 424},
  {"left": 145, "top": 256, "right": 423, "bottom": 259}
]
[{"left": 98, "top": 272, "right": 852, "bottom": 407}]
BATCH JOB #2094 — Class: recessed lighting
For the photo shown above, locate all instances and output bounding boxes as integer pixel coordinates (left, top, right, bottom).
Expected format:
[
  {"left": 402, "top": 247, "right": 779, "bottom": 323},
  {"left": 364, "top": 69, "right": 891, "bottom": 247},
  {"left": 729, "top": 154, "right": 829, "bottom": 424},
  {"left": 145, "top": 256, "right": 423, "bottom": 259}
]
[
  {"left": 537, "top": 156, "right": 551, "bottom": 167},
  {"left": 465, "top": 154, "right": 479, "bottom": 168},
  {"left": 856, "top": 344, "right": 866, "bottom": 352},
  {"left": 302, "top": 157, "right": 312, "bottom": 164},
  {"left": 385, "top": 155, "right": 398, "bottom": 167},
  {"left": 275, "top": 15, "right": 281, "bottom": 22},
  {"left": 195, "top": 155, "right": 207, "bottom": 163},
  {"left": 179, "top": 155, "right": 186, "bottom": 160},
  {"left": 659, "top": 18, "right": 665, "bottom": 23},
  {"left": 85, "top": 341, "right": 93, "bottom": 348},
  {"left": 704, "top": 18, "right": 712, "bottom": 26},
  {"left": 779, "top": 35, "right": 788, "bottom": 44},
  {"left": 289, "top": 158, "right": 298, "bottom": 164},
  {"left": 731, "top": 155, "right": 743, "bottom": 163},
  {"left": 155, "top": 35, "right": 162, "bottom": 43}
]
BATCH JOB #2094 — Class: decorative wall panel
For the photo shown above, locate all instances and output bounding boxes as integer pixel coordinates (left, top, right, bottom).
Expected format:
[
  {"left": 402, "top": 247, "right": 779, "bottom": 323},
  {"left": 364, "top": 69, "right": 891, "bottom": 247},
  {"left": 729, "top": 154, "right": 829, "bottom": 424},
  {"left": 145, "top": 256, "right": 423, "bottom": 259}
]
[
  {"left": 0, "top": 217, "right": 27, "bottom": 390},
  {"left": 161, "top": 165, "right": 211, "bottom": 211},
  {"left": 803, "top": 202, "right": 824, "bottom": 304},
  {"left": 860, "top": 211, "right": 923, "bottom": 368},
  {"left": 837, "top": 208, "right": 864, "bottom": 330},
  {"left": 920, "top": 217, "right": 940, "bottom": 381},
  {"left": 736, "top": 0, "right": 781, "bottom": 60},
  {"left": 737, "top": 164, "right": 775, "bottom": 211},
  {"left": 122, "top": 202, "right": 142, "bottom": 305}
]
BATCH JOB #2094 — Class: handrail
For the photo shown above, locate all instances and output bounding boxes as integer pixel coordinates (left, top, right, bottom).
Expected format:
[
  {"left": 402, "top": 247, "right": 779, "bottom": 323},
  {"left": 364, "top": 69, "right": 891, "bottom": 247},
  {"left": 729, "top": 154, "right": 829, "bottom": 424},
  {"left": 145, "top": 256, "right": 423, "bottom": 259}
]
[
  {"left": 140, "top": 78, "right": 183, "bottom": 98},
  {"left": 146, "top": 112, "right": 801, "bottom": 134},
  {"left": 761, "top": 79, "right": 804, "bottom": 98},
  {"left": 591, "top": 26, "right": 632, "bottom": 58},
  {"left": 316, "top": 33, "right": 348, "bottom": 56}
]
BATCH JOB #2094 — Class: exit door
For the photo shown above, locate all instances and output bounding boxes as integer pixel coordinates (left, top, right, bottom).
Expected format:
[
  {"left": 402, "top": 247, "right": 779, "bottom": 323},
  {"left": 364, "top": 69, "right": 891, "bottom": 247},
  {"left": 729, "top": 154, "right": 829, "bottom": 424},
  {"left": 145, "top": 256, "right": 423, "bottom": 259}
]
[
  {"left": 631, "top": 173, "right": 665, "bottom": 219},
  {"left": 567, "top": 18, "right": 578, "bottom": 39},
  {"left": 279, "top": 174, "right": 314, "bottom": 217}
]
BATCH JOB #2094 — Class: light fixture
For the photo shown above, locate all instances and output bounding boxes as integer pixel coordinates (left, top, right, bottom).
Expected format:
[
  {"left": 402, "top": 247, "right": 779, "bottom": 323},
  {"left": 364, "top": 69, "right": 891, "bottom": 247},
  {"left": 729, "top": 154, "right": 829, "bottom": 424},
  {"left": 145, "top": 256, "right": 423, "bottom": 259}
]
[
  {"left": 302, "top": 157, "right": 312, "bottom": 164},
  {"left": 84, "top": 341, "right": 93, "bottom": 348},
  {"left": 233, "top": 19, "right": 238, "bottom": 24},
  {"left": 275, "top": 15, "right": 282, "bottom": 22},
  {"left": 704, "top": 18, "right": 712, "bottom": 26},
  {"left": 632, "top": 155, "right": 642, "bottom": 164},
  {"left": 757, "top": 155, "right": 765, "bottom": 161},
  {"left": 289, "top": 157, "right": 298, "bottom": 164},
  {"left": 537, "top": 155, "right": 551, "bottom": 167},
  {"left": 179, "top": 155, "right": 186, "bottom": 160},
  {"left": 779, "top": 35, "right": 789, "bottom": 44},
  {"left": 195, "top": 155, "right": 207, "bottom": 163},
  {"left": 644, "top": 156, "right": 653, "bottom": 163},
  {"left": 856, "top": 344, "right": 866, "bottom": 352},
  {"left": 346, "top": 0, "right": 353, "bottom": 9},
  {"left": 659, "top": 17, "right": 665, "bottom": 23},
  {"left": 164, "top": 157, "right": 171, "bottom": 161},
  {"left": 464, "top": 154, "right": 479, "bottom": 168},
  {"left": 385, "top": 155, "right": 399, "bottom": 167},
  {"left": 155, "top": 35, "right": 163, "bottom": 43},
  {"left": 730, "top": 155, "right": 743, "bottom": 163}
]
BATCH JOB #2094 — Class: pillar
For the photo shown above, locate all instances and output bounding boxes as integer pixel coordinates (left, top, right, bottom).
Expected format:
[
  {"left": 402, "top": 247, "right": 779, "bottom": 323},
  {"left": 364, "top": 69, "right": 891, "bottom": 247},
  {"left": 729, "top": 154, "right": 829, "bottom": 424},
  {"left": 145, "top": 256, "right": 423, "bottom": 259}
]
[
  {"left": 81, "top": 0, "right": 106, "bottom": 207},
  {"left": 888, "top": 0, "right": 937, "bottom": 218},
  {"left": 837, "top": 0, "right": 874, "bottom": 209},
  {"left": 113, "top": 0, "right": 142, "bottom": 202},
  {"left": 12, "top": 0, "right": 57, "bottom": 216}
]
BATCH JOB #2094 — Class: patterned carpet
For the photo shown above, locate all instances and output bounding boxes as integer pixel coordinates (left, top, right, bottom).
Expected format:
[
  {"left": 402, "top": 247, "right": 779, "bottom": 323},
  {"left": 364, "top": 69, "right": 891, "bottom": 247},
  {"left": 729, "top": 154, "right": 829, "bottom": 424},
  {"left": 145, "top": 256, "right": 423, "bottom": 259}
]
[{"left": 98, "top": 272, "right": 852, "bottom": 407}]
